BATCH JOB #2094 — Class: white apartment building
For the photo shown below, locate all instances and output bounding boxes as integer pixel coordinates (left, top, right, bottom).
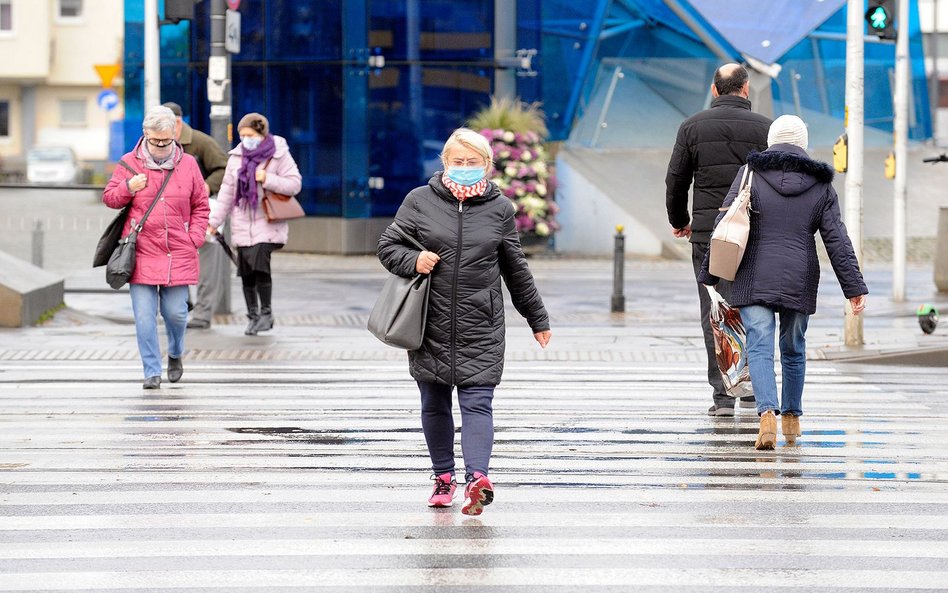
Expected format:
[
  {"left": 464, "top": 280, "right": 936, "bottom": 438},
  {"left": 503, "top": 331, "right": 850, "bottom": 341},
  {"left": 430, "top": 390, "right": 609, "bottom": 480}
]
[{"left": 0, "top": 0, "right": 123, "bottom": 162}]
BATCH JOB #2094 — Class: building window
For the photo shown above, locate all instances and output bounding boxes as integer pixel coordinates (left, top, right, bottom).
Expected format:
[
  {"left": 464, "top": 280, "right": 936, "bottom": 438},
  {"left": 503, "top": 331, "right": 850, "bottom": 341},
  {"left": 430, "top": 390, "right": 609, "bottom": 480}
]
[
  {"left": 59, "top": 99, "right": 86, "bottom": 127},
  {"left": 0, "top": 0, "right": 12, "bottom": 32},
  {"left": 0, "top": 101, "right": 9, "bottom": 137},
  {"left": 58, "top": 0, "right": 82, "bottom": 19}
]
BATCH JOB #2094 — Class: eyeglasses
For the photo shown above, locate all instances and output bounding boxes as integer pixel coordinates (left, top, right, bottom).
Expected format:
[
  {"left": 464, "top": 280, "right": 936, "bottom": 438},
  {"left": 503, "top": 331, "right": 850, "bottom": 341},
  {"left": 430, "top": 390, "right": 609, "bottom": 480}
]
[
  {"left": 145, "top": 137, "right": 174, "bottom": 148},
  {"left": 449, "top": 158, "right": 485, "bottom": 167}
]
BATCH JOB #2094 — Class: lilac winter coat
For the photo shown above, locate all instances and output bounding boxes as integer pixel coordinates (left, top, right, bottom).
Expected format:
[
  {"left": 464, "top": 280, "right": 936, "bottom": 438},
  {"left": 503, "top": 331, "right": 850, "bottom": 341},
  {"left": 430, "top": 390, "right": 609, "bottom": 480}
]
[
  {"left": 103, "top": 140, "right": 210, "bottom": 286},
  {"left": 209, "top": 135, "right": 302, "bottom": 247}
]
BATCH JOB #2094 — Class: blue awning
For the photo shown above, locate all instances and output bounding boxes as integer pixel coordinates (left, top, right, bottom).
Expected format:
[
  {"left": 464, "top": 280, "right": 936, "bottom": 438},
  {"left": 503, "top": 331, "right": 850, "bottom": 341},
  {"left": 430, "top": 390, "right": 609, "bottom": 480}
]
[{"left": 686, "top": 0, "right": 846, "bottom": 64}]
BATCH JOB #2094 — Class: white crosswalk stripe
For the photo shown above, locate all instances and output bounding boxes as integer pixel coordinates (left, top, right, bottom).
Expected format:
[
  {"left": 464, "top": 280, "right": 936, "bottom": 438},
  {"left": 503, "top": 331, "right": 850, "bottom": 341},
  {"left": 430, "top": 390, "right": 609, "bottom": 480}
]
[{"left": 1, "top": 359, "right": 947, "bottom": 592}]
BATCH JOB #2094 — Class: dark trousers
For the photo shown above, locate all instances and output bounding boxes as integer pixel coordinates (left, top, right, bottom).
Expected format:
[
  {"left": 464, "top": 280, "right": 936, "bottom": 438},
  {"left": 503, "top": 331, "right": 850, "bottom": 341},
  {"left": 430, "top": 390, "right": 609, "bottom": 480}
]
[
  {"left": 417, "top": 381, "right": 494, "bottom": 482},
  {"left": 691, "top": 241, "right": 733, "bottom": 406}
]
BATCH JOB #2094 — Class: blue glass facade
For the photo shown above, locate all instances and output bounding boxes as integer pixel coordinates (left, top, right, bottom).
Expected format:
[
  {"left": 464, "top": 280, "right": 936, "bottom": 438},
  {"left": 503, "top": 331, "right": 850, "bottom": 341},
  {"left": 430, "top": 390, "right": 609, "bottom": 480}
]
[{"left": 123, "top": 0, "right": 520, "bottom": 220}]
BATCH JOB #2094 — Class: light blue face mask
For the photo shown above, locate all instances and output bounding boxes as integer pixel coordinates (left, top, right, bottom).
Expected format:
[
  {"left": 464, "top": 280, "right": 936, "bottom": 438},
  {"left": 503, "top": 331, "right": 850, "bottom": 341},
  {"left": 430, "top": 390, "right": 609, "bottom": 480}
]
[
  {"left": 447, "top": 166, "right": 486, "bottom": 186},
  {"left": 241, "top": 136, "right": 262, "bottom": 151}
]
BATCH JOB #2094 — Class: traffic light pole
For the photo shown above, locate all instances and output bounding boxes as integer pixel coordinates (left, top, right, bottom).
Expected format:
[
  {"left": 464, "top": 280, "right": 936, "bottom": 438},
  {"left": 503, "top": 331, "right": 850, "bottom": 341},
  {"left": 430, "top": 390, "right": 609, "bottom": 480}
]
[
  {"left": 143, "top": 0, "right": 161, "bottom": 110},
  {"left": 844, "top": 0, "right": 865, "bottom": 346},
  {"left": 892, "top": 0, "right": 910, "bottom": 302}
]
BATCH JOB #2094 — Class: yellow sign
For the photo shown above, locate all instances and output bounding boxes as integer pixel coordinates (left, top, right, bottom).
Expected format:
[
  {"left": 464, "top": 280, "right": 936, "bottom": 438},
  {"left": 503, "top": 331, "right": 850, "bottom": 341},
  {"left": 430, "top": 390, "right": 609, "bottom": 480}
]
[
  {"left": 884, "top": 152, "right": 896, "bottom": 179},
  {"left": 94, "top": 64, "right": 121, "bottom": 89},
  {"left": 833, "top": 133, "right": 848, "bottom": 173}
]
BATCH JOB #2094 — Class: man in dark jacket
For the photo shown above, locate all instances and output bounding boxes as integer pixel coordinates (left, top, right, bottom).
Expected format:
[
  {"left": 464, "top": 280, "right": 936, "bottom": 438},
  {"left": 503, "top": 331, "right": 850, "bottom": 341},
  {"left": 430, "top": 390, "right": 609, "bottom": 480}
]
[
  {"left": 163, "top": 102, "right": 229, "bottom": 329},
  {"left": 665, "top": 63, "right": 771, "bottom": 416}
]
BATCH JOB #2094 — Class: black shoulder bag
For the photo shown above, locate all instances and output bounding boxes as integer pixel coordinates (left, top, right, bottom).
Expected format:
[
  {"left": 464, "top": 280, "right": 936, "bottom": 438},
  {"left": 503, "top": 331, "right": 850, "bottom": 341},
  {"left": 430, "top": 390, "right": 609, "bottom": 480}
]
[{"left": 104, "top": 164, "right": 174, "bottom": 289}]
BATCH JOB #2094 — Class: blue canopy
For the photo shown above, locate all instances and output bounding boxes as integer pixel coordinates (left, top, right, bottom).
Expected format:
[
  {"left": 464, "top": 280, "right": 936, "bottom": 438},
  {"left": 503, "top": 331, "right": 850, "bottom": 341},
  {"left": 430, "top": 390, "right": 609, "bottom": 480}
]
[{"left": 687, "top": 0, "right": 847, "bottom": 64}]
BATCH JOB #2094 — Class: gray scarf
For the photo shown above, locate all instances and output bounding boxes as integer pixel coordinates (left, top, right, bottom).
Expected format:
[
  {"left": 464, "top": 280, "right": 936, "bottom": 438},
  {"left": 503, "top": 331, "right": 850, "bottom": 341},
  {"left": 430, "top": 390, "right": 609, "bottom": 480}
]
[{"left": 137, "top": 140, "right": 180, "bottom": 171}]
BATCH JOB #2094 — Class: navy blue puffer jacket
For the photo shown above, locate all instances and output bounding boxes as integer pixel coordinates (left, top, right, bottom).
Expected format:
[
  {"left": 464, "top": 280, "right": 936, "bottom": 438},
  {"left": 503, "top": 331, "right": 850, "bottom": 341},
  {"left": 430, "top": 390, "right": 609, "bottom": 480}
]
[
  {"left": 699, "top": 144, "right": 868, "bottom": 314},
  {"left": 377, "top": 174, "right": 549, "bottom": 386}
]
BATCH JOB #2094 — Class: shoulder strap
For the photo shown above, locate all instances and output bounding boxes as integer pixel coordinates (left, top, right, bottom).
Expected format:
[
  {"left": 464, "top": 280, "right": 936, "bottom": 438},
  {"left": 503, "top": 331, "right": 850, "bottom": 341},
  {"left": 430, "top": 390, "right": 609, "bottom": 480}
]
[
  {"left": 117, "top": 160, "right": 139, "bottom": 175},
  {"left": 132, "top": 170, "right": 175, "bottom": 232},
  {"left": 389, "top": 222, "right": 426, "bottom": 252}
]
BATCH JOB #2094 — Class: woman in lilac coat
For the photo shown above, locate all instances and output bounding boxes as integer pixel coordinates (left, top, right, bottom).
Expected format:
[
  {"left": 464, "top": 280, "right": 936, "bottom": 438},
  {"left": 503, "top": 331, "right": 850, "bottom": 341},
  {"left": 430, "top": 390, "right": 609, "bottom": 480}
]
[
  {"left": 208, "top": 113, "right": 302, "bottom": 335},
  {"left": 103, "top": 105, "right": 210, "bottom": 389}
]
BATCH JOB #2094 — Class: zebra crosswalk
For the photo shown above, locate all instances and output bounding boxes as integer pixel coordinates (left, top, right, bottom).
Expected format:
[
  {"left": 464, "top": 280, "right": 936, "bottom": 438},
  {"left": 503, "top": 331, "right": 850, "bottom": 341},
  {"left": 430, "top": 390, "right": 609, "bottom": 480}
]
[{"left": 1, "top": 359, "right": 947, "bottom": 591}]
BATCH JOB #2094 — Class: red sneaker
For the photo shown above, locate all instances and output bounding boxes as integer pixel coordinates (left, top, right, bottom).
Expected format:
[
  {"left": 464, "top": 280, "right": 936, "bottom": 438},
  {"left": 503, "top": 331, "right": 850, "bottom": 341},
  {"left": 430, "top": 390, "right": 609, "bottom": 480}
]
[
  {"left": 427, "top": 472, "right": 457, "bottom": 507},
  {"left": 461, "top": 472, "right": 494, "bottom": 516}
]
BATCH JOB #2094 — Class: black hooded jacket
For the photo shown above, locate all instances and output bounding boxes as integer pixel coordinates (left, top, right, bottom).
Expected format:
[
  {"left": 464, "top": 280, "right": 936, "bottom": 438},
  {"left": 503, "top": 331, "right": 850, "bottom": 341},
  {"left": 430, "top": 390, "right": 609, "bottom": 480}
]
[
  {"left": 665, "top": 95, "right": 771, "bottom": 243},
  {"left": 699, "top": 144, "right": 868, "bottom": 314},
  {"left": 377, "top": 174, "right": 549, "bottom": 386}
]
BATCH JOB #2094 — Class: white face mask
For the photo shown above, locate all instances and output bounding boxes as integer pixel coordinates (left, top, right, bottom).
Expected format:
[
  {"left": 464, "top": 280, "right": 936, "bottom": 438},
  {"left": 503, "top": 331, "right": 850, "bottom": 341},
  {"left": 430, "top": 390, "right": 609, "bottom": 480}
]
[{"left": 241, "top": 136, "right": 262, "bottom": 151}]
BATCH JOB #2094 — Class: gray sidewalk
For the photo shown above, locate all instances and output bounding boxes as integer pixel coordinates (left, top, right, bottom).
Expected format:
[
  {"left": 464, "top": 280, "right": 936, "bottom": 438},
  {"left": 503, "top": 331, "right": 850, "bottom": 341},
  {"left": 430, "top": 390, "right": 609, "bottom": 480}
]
[{"left": 10, "top": 250, "right": 948, "bottom": 367}]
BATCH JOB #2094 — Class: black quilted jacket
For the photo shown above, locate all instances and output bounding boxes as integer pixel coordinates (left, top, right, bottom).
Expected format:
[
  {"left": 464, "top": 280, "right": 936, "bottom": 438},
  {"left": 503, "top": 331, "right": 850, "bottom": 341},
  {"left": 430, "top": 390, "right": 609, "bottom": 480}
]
[
  {"left": 377, "top": 174, "right": 549, "bottom": 386},
  {"left": 699, "top": 144, "right": 868, "bottom": 314}
]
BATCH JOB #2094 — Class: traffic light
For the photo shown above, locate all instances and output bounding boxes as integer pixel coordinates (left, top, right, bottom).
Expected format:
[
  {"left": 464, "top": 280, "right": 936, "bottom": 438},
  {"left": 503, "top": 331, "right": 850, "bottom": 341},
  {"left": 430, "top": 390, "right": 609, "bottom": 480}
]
[
  {"left": 165, "top": 0, "right": 199, "bottom": 23},
  {"left": 865, "top": 0, "right": 897, "bottom": 41}
]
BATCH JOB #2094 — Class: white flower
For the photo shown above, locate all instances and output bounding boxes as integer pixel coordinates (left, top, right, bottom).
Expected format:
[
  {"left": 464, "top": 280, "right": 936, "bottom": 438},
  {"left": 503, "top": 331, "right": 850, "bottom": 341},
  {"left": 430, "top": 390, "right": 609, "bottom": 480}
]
[
  {"left": 503, "top": 131, "right": 515, "bottom": 143},
  {"left": 521, "top": 150, "right": 532, "bottom": 161},
  {"left": 535, "top": 222, "right": 550, "bottom": 236},
  {"left": 515, "top": 188, "right": 525, "bottom": 197},
  {"left": 498, "top": 150, "right": 511, "bottom": 159},
  {"left": 534, "top": 161, "right": 547, "bottom": 174},
  {"left": 536, "top": 184, "right": 547, "bottom": 197},
  {"left": 504, "top": 166, "right": 518, "bottom": 177}
]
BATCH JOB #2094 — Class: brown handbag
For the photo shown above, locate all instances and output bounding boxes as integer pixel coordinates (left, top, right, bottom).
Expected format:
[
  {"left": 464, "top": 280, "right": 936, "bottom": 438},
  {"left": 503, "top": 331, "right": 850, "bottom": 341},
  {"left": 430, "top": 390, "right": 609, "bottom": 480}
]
[
  {"left": 262, "top": 190, "right": 305, "bottom": 222},
  {"left": 258, "top": 157, "right": 305, "bottom": 222}
]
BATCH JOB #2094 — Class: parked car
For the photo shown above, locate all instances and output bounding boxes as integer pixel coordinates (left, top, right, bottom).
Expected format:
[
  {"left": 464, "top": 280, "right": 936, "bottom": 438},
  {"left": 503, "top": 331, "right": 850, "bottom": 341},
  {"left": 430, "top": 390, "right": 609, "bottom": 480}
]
[{"left": 26, "top": 146, "right": 79, "bottom": 184}]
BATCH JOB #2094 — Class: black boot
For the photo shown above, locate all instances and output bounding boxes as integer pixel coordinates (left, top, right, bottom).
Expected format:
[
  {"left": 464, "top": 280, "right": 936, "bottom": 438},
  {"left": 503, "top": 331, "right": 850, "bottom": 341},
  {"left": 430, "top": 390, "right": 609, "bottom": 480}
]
[
  {"left": 243, "top": 284, "right": 259, "bottom": 336},
  {"left": 252, "top": 276, "right": 274, "bottom": 333}
]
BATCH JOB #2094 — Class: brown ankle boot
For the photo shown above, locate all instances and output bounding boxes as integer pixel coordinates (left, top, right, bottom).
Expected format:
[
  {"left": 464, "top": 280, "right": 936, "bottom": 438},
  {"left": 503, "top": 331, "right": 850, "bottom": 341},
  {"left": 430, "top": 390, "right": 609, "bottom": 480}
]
[
  {"left": 782, "top": 414, "right": 801, "bottom": 444},
  {"left": 755, "top": 411, "right": 777, "bottom": 450}
]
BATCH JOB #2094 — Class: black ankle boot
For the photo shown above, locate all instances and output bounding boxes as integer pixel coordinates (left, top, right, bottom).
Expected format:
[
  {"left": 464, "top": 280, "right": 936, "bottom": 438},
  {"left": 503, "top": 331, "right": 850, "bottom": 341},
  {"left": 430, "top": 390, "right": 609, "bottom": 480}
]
[{"left": 252, "top": 308, "right": 274, "bottom": 333}]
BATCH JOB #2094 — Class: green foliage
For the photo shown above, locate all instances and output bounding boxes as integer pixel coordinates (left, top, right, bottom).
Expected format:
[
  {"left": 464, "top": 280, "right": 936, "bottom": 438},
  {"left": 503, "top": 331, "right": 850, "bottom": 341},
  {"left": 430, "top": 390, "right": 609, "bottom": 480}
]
[{"left": 467, "top": 96, "right": 549, "bottom": 138}]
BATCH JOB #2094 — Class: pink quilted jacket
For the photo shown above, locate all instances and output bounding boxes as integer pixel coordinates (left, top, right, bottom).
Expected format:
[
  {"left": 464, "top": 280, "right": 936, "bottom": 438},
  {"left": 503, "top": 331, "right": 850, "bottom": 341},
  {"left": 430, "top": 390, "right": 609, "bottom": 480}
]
[
  {"left": 209, "top": 135, "right": 303, "bottom": 247},
  {"left": 103, "top": 140, "right": 210, "bottom": 286}
]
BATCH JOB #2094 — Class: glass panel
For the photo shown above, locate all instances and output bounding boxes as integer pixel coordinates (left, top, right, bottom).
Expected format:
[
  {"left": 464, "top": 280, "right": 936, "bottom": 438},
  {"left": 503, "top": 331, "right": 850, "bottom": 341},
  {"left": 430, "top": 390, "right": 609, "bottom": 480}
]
[
  {"left": 60, "top": 99, "right": 86, "bottom": 126},
  {"left": 369, "top": 0, "right": 492, "bottom": 61},
  {"left": 0, "top": 2, "right": 11, "bottom": 31},
  {"left": 0, "top": 100, "right": 8, "bottom": 136},
  {"left": 368, "top": 64, "right": 492, "bottom": 217},
  {"left": 268, "top": 0, "right": 342, "bottom": 60},
  {"left": 59, "top": 0, "right": 82, "bottom": 18}
]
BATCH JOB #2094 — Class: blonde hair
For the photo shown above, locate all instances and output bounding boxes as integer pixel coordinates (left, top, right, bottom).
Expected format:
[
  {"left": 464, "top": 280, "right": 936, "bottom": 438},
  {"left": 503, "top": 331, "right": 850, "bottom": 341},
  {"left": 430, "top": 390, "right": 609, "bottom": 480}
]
[{"left": 440, "top": 128, "right": 493, "bottom": 171}]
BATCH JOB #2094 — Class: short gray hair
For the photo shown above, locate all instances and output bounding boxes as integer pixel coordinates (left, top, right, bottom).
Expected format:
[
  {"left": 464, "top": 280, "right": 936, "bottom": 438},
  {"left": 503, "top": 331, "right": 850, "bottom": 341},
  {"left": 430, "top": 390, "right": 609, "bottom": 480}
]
[{"left": 142, "top": 105, "right": 177, "bottom": 134}]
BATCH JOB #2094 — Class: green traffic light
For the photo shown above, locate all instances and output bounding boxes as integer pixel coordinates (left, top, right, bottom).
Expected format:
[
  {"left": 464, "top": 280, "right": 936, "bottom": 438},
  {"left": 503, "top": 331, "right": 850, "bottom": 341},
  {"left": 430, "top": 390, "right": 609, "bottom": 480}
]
[{"left": 869, "top": 6, "right": 889, "bottom": 30}]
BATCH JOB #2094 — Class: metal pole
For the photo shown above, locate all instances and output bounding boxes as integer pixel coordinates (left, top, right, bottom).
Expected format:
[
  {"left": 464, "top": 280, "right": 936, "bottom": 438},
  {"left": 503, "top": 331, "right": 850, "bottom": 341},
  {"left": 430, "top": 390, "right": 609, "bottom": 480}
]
[
  {"left": 932, "top": 0, "right": 939, "bottom": 145},
  {"left": 893, "top": 0, "right": 911, "bottom": 302},
  {"left": 209, "top": 0, "right": 232, "bottom": 314},
  {"left": 611, "top": 225, "right": 625, "bottom": 313},
  {"left": 143, "top": 0, "right": 161, "bottom": 110},
  {"left": 844, "top": 0, "right": 865, "bottom": 345},
  {"left": 31, "top": 220, "right": 42, "bottom": 268},
  {"left": 494, "top": 0, "right": 517, "bottom": 99}
]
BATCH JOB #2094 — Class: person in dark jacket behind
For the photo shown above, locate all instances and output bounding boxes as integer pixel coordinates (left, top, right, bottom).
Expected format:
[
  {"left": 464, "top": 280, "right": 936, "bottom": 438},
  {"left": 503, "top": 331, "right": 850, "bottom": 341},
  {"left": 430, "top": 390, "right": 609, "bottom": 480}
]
[
  {"left": 377, "top": 128, "right": 552, "bottom": 515},
  {"left": 665, "top": 63, "right": 771, "bottom": 416},
  {"left": 699, "top": 115, "right": 868, "bottom": 450}
]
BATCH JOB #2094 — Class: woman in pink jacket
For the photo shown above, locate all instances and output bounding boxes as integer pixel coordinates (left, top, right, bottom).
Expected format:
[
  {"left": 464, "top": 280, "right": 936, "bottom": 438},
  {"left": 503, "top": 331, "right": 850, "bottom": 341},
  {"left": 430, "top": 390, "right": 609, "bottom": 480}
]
[
  {"left": 103, "top": 105, "right": 210, "bottom": 389},
  {"left": 208, "top": 112, "right": 302, "bottom": 335}
]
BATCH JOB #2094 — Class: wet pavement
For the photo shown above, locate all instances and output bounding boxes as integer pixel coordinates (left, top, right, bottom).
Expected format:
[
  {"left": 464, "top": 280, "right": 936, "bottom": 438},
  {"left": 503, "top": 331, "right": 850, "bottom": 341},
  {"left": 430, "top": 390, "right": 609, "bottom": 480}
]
[{"left": 1, "top": 250, "right": 948, "bottom": 591}]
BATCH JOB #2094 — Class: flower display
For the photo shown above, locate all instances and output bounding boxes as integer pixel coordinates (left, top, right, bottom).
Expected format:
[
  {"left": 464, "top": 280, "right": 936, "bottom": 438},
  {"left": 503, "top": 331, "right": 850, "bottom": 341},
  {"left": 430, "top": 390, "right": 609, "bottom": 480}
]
[{"left": 467, "top": 97, "right": 559, "bottom": 247}]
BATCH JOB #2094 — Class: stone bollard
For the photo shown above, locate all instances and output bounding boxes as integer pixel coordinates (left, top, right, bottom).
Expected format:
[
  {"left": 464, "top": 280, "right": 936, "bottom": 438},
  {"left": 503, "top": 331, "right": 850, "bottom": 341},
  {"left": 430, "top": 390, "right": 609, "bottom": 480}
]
[
  {"left": 31, "top": 220, "right": 43, "bottom": 268},
  {"left": 611, "top": 224, "right": 625, "bottom": 313},
  {"left": 936, "top": 207, "right": 948, "bottom": 292}
]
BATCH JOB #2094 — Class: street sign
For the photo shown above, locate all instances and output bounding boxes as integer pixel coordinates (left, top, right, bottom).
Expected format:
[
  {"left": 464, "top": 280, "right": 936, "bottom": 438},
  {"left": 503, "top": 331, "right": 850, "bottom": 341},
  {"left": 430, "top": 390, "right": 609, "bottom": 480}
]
[
  {"left": 226, "top": 0, "right": 241, "bottom": 9},
  {"left": 96, "top": 89, "right": 119, "bottom": 112},
  {"left": 225, "top": 9, "right": 241, "bottom": 54},
  {"left": 93, "top": 64, "right": 120, "bottom": 88}
]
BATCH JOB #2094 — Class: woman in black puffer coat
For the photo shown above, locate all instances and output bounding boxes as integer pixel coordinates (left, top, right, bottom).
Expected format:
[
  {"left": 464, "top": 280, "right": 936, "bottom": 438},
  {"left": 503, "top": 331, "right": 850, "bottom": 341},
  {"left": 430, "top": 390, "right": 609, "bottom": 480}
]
[
  {"left": 377, "top": 128, "right": 551, "bottom": 516},
  {"left": 699, "top": 115, "right": 868, "bottom": 451}
]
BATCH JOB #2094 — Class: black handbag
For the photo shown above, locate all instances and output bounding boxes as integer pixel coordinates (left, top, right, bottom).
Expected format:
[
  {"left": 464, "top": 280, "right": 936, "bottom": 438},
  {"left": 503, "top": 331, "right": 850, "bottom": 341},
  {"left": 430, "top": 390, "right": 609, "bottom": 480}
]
[
  {"left": 104, "top": 166, "right": 174, "bottom": 290},
  {"left": 93, "top": 161, "right": 141, "bottom": 268},
  {"left": 367, "top": 223, "right": 432, "bottom": 350}
]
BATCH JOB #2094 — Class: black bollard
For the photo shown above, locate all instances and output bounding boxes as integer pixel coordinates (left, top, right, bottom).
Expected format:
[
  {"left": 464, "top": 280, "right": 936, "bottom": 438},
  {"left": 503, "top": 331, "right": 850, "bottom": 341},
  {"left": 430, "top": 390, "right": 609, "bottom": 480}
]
[
  {"left": 31, "top": 220, "right": 43, "bottom": 268},
  {"left": 611, "top": 225, "right": 625, "bottom": 313}
]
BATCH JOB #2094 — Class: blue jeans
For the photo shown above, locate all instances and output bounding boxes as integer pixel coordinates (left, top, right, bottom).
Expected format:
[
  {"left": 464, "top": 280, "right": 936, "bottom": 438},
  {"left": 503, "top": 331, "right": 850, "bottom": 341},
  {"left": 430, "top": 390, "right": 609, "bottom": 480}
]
[
  {"left": 418, "top": 381, "right": 494, "bottom": 482},
  {"left": 740, "top": 305, "right": 809, "bottom": 417},
  {"left": 129, "top": 284, "right": 189, "bottom": 379}
]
